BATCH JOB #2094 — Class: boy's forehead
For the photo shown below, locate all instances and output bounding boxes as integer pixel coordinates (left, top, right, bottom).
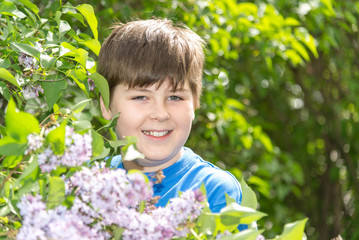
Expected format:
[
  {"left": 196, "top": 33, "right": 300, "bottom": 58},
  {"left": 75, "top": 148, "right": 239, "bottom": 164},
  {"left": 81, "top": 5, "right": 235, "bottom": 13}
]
[{"left": 126, "top": 79, "right": 189, "bottom": 92}]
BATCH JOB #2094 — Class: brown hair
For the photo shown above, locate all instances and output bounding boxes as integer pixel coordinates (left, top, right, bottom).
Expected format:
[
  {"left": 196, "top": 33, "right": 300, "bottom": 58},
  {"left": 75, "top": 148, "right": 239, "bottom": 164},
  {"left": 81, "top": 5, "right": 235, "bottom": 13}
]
[{"left": 97, "top": 18, "right": 205, "bottom": 108}]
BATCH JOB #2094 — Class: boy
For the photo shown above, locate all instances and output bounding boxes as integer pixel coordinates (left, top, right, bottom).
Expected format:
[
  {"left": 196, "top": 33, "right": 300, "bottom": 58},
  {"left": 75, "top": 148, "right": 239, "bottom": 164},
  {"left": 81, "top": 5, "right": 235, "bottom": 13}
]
[{"left": 98, "top": 18, "right": 245, "bottom": 228}]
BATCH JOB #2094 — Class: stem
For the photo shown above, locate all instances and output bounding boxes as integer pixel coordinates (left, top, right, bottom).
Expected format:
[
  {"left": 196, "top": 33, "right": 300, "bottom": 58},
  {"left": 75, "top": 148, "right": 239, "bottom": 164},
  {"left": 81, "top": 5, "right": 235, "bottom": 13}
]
[
  {"left": 0, "top": 163, "right": 21, "bottom": 192},
  {"left": 37, "top": 77, "right": 67, "bottom": 82},
  {"left": 190, "top": 228, "right": 202, "bottom": 240}
]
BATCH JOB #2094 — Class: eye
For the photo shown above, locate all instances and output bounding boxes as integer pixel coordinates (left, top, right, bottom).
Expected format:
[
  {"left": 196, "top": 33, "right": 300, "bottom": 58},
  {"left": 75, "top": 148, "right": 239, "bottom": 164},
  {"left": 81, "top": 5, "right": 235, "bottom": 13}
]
[
  {"left": 132, "top": 96, "right": 148, "bottom": 101},
  {"left": 168, "top": 96, "right": 183, "bottom": 101}
]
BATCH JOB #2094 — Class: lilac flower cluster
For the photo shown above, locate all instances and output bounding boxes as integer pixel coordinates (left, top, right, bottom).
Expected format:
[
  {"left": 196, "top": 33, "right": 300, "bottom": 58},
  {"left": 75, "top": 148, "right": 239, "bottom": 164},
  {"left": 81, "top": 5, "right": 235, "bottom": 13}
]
[
  {"left": 16, "top": 195, "right": 106, "bottom": 240},
  {"left": 150, "top": 189, "right": 205, "bottom": 238},
  {"left": 25, "top": 133, "right": 43, "bottom": 155},
  {"left": 18, "top": 53, "right": 38, "bottom": 70},
  {"left": 22, "top": 83, "right": 44, "bottom": 100},
  {"left": 36, "top": 126, "right": 92, "bottom": 172},
  {"left": 17, "top": 164, "right": 206, "bottom": 239},
  {"left": 88, "top": 78, "right": 95, "bottom": 91}
]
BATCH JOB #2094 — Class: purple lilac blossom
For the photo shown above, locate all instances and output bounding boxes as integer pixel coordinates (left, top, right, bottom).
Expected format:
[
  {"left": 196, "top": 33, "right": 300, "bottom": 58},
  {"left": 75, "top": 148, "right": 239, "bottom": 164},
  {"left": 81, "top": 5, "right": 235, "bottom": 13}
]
[
  {"left": 22, "top": 84, "right": 44, "bottom": 100},
  {"left": 18, "top": 53, "right": 38, "bottom": 70},
  {"left": 25, "top": 133, "right": 43, "bottom": 155},
  {"left": 88, "top": 78, "right": 95, "bottom": 91},
  {"left": 18, "top": 155, "right": 205, "bottom": 239},
  {"left": 66, "top": 165, "right": 205, "bottom": 239},
  {"left": 16, "top": 195, "right": 106, "bottom": 240},
  {"left": 36, "top": 126, "right": 92, "bottom": 172}
]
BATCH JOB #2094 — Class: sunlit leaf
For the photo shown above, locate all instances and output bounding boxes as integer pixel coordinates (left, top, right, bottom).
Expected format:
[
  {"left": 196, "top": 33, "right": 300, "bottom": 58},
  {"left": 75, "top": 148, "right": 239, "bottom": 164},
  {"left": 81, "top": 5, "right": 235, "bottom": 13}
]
[
  {"left": 40, "top": 54, "right": 56, "bottom": 69},
  {"left": 76, "top": 4, "right": 98, "bottom": 40},
  {"left": 11, "top": 42, "right": 40, "bottom": 59},
  {"left": 0, "top": 136, "right": 27, "bottom": 156},
  {"left": 5, "top": 98, "right": 40, "bottom": 141},
  {"left": 89, "top": 72, "right": 110, "bottom": 110},
  {"left": 240, "top": 178, "right": 258, "bottom": 210},
  {"left": 81, "top": 39, "right": 101, "bottom": 56},
  {"left": 17, "top": 0, "right": 39, "bottom": 14},
  {"left": 46, "top": 121, "right": 66, "bottom": 156},
  {"left": 275, "top": 218, "right": 308, "bottom": 240},
  {"left": 122, "top": 144, "right": 144, "bottom": 161},
  {"left": 0, "top": 68, "right": 19, "bottom": 88},
  {"left": 59, "top": 20, "right": 71, "bottom": 38},
  {"left": 0, "top": 81, "right": 11, "bottom": 100},
  {"left": 47, "top": 176, "right": 66, "bottom": 209},
  {"left": 0, "top": 1, "right": 26, "bottom": 18},
  {"left": 91, "top": 129, "right": 104, "bottom": 157}
]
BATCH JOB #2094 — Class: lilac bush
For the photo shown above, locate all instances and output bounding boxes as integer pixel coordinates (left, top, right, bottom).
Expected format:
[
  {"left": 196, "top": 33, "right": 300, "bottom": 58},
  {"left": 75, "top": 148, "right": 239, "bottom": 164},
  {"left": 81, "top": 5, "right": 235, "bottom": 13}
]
[{"left": 17, "top": 163, "right": 206, "bottom": 240}]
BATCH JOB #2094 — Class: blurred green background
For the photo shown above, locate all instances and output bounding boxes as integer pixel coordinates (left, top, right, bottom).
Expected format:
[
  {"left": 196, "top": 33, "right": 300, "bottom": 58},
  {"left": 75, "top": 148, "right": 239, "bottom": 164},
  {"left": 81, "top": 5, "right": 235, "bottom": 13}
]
[{"left": 20, "top": 0, "right": 359, "bottom": 239}]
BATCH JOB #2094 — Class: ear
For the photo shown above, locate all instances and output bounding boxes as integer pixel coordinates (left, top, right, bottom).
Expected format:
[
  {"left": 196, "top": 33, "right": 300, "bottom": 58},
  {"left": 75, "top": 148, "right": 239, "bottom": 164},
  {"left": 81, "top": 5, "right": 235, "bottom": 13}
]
[{"left": 100, "top": 96, "right": 112, "bottom": 120}]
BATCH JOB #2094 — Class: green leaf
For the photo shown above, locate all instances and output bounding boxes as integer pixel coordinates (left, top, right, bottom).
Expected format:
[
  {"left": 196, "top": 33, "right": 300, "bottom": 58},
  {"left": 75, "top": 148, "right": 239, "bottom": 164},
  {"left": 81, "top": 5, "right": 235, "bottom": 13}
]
[
  {"left": 0, "top": 81, "right": 11, "bottom": 100},
  {"left": 63, "top": 11, "right": 86, "bottom": 26},
  {"left": 62, "top": 48, "right": 89, "bottom": 67},
  {"left": 5, "top": 98, "right": 40, "bottom": 141},
  {"left": 122, "top": 144, "right": 144, "bottom": 161},
  {"left": 40, "top": 78, "right": 67, "bottom": 109},
  {"left": 284, "top": 49, "right": 303, "bottom": 66},
  {"left": 76, "top": 4, "right": 98, "bottom": 40},
  {"left": 291, "top": 41, "right": 310, "bottom": 61},
  {"left": 91, "top": 129, "right": 104, "bottom": 157},
  {"left": 275, "top": 218, "right": 308, "bottom": 240},
  {"left": 89, "top": 72, "right": 110, "bottom": 110},
  {"left": 222, "top": 229, "right": 263, "bottom": 240},
  {"left": 14, "top": 156, "right": 39, "bottom": 188},
  {"left": 59, "top": 20, "right": 71, "bottom": 38},
  {"left": 71, "top": 98, "right": 92, "bottom": 113},
  {"left": 40, "top": 54, "right": 57, "bottom": 69},
  {"left": 46, "top": 121, "right": 66, "bottom": 156},
  {"left": 67, "top": 69, "right": 89, "bottom": 97},
  {"left": 247, "top": 175, "right": 270, "bottom": 198},
  {"left": 0, "top": 68, "right": 19, "bottom": 88},
  {"left": 0, "top": 137, "right": 27, "bottom": 156},
  {"left": 197, "top": 207, "right": 216, "bottom": 235},
  {"left": 59, "top": 42, "right": 75, "bottom": 56},
  {"left": 11, "top": 42, "right": 40, "bottom": 59},
  {"left": 220, "top": 202, "right": 267, "bottom": 227},
  {"left": 241, "top": 134, "right": 253, "bottom": 149},
  {"left": 108, "top": 139, "right": 127, "bottom": 149},
  {"left": 284, "top": 17, "right": 300, "bottom": 27},
  {"left": 17, "top": 0, "right": 39, "bottom": 14},
  {"left": 82, "top": 39, "right": 101, "bottom": 56},
  {"left": 97, "top": 113, "right": 119, "bottom": 132},
  {"left": 0, "top": 1, "right": 26, "bottom": 18},
  {"left": 240, "top": 178, "right": 258, "bottom": 210},
  {"left": 73, "top": 120, "right": 92, "bottom": 132},
  {"left": 320, "top": 0, "right": 336, "bottom": 16},
  {"left": 0, "top": 59, "right": 11, "bottom": 68},
  {"left": 47, "top": 176, "right": 66, "bottom": 209}
]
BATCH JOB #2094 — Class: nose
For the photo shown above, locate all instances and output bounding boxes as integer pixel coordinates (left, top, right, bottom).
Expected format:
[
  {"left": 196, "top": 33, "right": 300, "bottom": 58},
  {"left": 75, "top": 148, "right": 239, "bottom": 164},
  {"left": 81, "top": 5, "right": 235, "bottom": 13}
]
[{"left": 148, "top": 101, "right": 170, "bottom": 121}]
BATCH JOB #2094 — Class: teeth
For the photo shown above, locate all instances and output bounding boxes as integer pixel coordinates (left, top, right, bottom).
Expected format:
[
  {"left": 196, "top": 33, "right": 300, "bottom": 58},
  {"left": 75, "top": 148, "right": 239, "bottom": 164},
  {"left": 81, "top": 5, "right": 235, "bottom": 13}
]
[{"left": 143, "top": 130, "right": 169, "bottom": 137}]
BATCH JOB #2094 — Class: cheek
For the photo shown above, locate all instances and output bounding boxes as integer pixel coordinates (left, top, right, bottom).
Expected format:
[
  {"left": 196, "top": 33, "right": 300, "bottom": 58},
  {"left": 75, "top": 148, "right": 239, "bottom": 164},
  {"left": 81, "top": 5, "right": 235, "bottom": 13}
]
[{"left": 114, "top": 106, "right": 143, "bottom": 138}]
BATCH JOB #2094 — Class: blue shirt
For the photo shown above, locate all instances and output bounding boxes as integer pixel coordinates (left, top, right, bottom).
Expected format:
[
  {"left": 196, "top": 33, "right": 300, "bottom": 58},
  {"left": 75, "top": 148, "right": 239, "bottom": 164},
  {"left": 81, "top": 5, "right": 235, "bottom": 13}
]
[{"left": 111, "top": 147, "right": 247, "bottom": 229}]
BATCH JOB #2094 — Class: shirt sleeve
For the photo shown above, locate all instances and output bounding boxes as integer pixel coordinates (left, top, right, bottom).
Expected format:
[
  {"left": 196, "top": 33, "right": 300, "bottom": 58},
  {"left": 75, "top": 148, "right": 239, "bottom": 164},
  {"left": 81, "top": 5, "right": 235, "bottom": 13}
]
[{"left": 204, "top": 169, "right": 242, "bottom": 213}]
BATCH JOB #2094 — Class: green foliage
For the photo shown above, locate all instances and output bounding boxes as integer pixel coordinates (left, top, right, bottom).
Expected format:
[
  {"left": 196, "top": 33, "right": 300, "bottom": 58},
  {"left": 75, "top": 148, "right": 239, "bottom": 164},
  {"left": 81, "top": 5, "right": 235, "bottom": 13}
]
[{"left": 3, "top": 0, "right": 355, "bottom": 239}]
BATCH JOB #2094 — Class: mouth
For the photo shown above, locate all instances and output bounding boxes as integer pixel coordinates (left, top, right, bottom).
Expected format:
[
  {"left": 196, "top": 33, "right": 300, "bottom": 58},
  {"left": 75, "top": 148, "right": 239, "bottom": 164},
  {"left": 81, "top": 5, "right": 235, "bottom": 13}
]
[{"left": 142, "top": 130, "right": 172, "bottom": 137}]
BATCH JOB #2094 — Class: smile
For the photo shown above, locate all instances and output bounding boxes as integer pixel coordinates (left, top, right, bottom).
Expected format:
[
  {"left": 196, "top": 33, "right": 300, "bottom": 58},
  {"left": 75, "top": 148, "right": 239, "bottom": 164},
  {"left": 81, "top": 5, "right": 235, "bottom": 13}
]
[{"left": 142, "top": 130, "right": 171, "bottom": 137}]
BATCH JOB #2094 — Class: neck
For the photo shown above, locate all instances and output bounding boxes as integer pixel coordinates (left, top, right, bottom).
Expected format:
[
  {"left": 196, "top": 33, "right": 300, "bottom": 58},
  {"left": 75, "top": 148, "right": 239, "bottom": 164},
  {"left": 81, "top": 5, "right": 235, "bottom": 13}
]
[{"left": 123, "top": 148, "right": 184, "bottom": 173}]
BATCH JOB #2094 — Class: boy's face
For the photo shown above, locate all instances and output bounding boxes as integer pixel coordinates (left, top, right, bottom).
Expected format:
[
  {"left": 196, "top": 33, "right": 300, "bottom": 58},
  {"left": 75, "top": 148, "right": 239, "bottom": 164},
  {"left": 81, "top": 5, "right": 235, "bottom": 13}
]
[{"left": 101, "top": 80, "right": 195, "bottom": 171}]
